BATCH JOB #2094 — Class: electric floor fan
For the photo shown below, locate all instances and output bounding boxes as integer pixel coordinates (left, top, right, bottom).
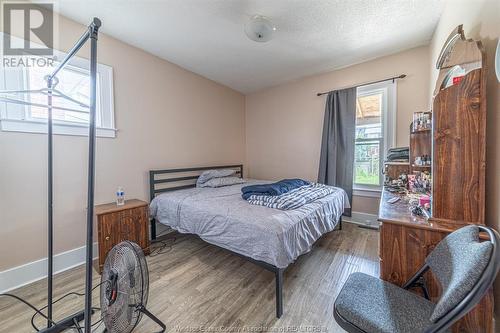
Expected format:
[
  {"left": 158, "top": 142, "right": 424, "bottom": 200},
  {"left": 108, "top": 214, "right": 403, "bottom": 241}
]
[{"left": 100, "top": 241, "right": 166, "bottom": 333}]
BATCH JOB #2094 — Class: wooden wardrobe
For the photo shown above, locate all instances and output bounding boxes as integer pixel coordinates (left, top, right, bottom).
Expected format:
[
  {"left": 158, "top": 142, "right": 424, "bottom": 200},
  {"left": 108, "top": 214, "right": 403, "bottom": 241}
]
[
  {"left": 431, "top": 25, "right": 486, "bottom": 227},
  {"left": 378, "top": 25, "right": 492, "bottom": 332}
]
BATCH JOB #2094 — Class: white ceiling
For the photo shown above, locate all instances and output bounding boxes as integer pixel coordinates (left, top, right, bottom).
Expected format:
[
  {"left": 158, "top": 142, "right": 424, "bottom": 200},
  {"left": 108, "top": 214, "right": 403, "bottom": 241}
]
[{"left": 53, "top": 0, "right": 445, "bottom": 94}]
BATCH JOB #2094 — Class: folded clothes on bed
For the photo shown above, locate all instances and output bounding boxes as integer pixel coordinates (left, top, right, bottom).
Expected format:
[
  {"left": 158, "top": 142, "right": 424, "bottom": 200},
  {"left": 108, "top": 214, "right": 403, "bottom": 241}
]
[
  {"left": 241, "top": 178, "right": 310, "bottom": 200},
  {"left": 247, "top": 183, "right": 336, "bottom": 210}
]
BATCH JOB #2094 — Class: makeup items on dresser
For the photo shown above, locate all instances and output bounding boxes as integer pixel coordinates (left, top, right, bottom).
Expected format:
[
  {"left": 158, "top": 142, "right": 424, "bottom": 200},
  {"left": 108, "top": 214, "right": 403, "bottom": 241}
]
[{"left": 408, "top": 171, "right": 431, "bottom": 193}]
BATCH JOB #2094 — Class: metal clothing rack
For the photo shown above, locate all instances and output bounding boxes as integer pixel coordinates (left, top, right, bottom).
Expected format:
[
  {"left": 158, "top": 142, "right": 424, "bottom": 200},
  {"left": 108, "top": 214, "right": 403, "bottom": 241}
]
[{"left": 0, "top": 18, "right": 101, "bottom": 333}]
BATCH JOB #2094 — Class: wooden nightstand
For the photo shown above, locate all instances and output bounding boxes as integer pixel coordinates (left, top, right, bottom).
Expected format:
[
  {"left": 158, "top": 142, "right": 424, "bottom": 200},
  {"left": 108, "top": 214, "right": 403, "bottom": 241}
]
[{"left": 95, "top": 199, "right": 150, "bottom": 273}]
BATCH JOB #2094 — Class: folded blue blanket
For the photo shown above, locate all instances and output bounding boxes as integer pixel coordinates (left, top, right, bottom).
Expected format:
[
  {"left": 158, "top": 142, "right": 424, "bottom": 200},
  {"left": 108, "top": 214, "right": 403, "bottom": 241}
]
[
  {"left": 241, "top": 179, "right": 310, "bottom": 200},
  {"left": 247, "top": 183, "right": 336, "bottom": 210}
]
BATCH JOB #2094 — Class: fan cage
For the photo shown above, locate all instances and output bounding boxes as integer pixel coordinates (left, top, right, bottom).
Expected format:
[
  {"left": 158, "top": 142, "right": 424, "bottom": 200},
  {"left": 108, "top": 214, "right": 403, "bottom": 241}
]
[{"left": 100, "top": 241, "right": 149, "bottom": 333}]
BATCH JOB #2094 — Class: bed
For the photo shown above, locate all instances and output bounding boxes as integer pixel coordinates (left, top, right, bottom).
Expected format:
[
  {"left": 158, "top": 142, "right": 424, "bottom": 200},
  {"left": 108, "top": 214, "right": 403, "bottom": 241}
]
[{"left": 149, "top": 165, "right": 349, "bottom": 318}]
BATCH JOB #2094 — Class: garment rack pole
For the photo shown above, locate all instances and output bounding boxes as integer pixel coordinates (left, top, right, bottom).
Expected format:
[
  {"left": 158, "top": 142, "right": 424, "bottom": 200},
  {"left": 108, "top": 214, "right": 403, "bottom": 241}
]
[
  {"left": 46, "top": 77, "right": 53, "bottom": 328},
  {"left": 83, "top": 21, "right": 99, "bottom": 333},
  {"left": 316, "top": 74, "right": 406, "bottom": 96},
  {"left": 39, "top": 17, "right": 101, "bottom": 333},
  {"left": 47, "top": 26, "right": 93, "bottom": 82}
]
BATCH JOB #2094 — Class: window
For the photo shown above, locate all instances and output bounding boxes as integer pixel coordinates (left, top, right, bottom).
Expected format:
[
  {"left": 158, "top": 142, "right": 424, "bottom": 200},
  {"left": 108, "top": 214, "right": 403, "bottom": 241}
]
[
  {"left": 0, "top": 34, "right": 115, "bottom": 137},
  {"left": 354, "top": 81, "right": 396, "bottom": 193}
]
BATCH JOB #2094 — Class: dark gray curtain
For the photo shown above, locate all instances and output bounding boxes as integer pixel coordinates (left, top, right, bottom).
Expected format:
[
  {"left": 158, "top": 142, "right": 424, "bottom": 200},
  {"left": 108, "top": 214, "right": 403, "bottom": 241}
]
[{"left": 318, "top": 88, "right": 357, "bottom": 216}]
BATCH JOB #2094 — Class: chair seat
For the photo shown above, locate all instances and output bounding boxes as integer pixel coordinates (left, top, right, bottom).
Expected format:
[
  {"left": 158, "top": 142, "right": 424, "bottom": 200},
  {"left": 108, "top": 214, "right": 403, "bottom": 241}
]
[{"left": 335, "top": 272, "right": 438, "bottom": 333}]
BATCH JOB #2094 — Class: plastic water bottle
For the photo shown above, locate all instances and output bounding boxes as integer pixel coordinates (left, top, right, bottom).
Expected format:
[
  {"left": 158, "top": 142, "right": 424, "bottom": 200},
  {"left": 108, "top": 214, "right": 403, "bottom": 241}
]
[{"left": 116, "top": 187, "right": 125, "bottom": 206}]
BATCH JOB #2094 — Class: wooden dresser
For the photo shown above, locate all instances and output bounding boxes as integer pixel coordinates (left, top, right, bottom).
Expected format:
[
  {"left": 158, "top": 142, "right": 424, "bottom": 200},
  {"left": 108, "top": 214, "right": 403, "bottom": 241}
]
[
  {"left": 378, "top": 189, "right": 493, "bottom": 332},
  {"left": 95, "top": 199, "right": 150, "bottom": 273}
]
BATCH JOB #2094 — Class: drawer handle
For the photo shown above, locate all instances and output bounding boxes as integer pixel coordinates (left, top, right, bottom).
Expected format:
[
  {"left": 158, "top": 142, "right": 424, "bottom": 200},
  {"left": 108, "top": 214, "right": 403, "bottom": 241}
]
[{"left": 105, "top": 236, "right": 110, "bottom": 241}]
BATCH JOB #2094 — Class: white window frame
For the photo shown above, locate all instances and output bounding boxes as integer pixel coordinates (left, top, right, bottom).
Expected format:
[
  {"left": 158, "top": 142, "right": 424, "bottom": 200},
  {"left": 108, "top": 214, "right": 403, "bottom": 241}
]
[
  {"left": 353, "top": 80, "right": 396, "bottom": 196},
  {"left": 0, "top": 33, "right": 116, "bottom": 138}
]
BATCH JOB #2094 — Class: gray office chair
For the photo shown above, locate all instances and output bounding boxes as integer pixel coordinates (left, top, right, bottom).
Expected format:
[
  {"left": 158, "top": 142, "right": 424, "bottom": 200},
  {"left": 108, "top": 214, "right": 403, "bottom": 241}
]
[{"left": 333, "top": 225, "right": 500, "bottom": 333}]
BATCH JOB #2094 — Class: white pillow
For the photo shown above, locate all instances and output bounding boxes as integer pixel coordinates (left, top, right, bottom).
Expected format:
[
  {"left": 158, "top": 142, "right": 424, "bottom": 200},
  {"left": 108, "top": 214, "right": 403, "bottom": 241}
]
[
  {"left": 197, "top": 176, "right": 245, "bottom": 188},
  {"left": 196, "top": 169, "right": 236, "bottom": 185}
]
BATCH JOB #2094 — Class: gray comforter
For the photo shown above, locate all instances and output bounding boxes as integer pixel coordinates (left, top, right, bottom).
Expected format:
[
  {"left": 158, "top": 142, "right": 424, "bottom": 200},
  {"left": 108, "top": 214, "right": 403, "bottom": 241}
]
[{"left": 149, "top": 179, "right": 350, "bottom": 268}]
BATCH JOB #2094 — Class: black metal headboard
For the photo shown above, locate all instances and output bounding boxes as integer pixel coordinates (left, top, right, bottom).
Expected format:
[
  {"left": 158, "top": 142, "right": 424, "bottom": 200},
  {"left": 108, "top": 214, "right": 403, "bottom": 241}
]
[
  {"left": 148, "top": 164, "right": 243, "bottom": 239},
  {"left": 149, "top": 164, "right": 243, "bottom": 201}
]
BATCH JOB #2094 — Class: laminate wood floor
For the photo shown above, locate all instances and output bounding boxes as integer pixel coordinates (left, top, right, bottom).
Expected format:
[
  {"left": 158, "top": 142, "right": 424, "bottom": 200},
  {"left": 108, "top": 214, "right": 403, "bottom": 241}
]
[{"left": 0, "top": 222, "right": 379, "bottom": 332}]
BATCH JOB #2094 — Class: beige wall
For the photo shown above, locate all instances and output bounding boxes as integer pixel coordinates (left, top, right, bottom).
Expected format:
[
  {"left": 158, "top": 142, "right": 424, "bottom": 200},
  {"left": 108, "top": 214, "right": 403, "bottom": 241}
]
[
  {"left": 0, "top": 15, "right": 245, "bottom": 270},
  {"left": 427, "top": 0, "right": 500, "bottom": 316},
  {"left": 352, "top": 196, "right": 380, "bottom": 216},
  {"left": 245, "top": 45, "right": 430, "bottom": 213}
]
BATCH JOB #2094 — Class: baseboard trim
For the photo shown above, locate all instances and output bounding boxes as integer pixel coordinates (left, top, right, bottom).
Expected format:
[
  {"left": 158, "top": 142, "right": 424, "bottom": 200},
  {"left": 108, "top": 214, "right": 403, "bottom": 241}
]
[
  {"left": 0, "top": 242, "right": 98, "bottom": 293},
  {"left": 343, "top": 211, "right": 379, "bottom": 227}
]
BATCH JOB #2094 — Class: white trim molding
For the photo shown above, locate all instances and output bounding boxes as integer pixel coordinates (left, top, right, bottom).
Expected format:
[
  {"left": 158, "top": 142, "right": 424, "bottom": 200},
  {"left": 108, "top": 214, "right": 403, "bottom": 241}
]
[
  {"left": 353, "top": 187, "right": 382, "bottom": 198},
  {"left": 353, "top": 80, "right": 397, "bottom": 191},
  {"left": 0, "top": 118, "right": 117, "bottom": 138},
  {"left": 0, "top": 243, "right": 98, "bottom": 293},
  {"left": 0, "top": 33, "right": 115, "bottom": 138},
  {"left": 343, "top": 211, "right": 379, "bottom": 227}
]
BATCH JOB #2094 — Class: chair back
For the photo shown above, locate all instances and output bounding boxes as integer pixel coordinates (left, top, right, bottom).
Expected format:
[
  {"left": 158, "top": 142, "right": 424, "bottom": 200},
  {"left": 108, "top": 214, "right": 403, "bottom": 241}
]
[{"left": 425, "top": 225, "right": 500, "bottom": 332}]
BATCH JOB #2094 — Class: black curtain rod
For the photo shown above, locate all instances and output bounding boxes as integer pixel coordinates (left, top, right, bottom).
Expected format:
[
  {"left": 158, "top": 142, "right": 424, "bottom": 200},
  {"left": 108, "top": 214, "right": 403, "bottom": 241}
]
[{"left": 316, "top": 74, "right": 406, "bottom": 96}]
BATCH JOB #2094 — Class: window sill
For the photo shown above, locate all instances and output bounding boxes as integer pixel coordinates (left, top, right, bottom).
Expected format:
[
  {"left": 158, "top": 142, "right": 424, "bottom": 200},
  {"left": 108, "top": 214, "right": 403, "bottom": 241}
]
[
  {"left": 0, "top": 119, "right": 116, "bottom": 138},
  {"left": 353, "top": 187, "right": 382, "bottom": 198}
]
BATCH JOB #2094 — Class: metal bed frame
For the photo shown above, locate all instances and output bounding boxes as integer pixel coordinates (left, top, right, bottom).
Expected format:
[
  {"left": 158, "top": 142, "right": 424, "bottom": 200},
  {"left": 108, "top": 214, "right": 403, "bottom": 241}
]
[{"left": 149, "top": 164, "right": 342, "bottom": 318}]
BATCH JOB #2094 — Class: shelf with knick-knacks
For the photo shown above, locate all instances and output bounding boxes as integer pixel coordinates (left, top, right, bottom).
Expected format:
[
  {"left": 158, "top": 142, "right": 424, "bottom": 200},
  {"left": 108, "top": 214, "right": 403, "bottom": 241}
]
[
  {"left": 412, "top": 111, "right": 432, "bottom": 132},
  {"left": 409, "top": 112, "right": 432, "bottom": 174}
]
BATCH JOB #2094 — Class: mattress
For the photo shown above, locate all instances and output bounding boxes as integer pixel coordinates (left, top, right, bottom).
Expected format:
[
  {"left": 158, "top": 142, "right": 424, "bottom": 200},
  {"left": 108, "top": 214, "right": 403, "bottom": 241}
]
[{"left": 149, "top": 179, "right": 350, "bottom": 268}]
